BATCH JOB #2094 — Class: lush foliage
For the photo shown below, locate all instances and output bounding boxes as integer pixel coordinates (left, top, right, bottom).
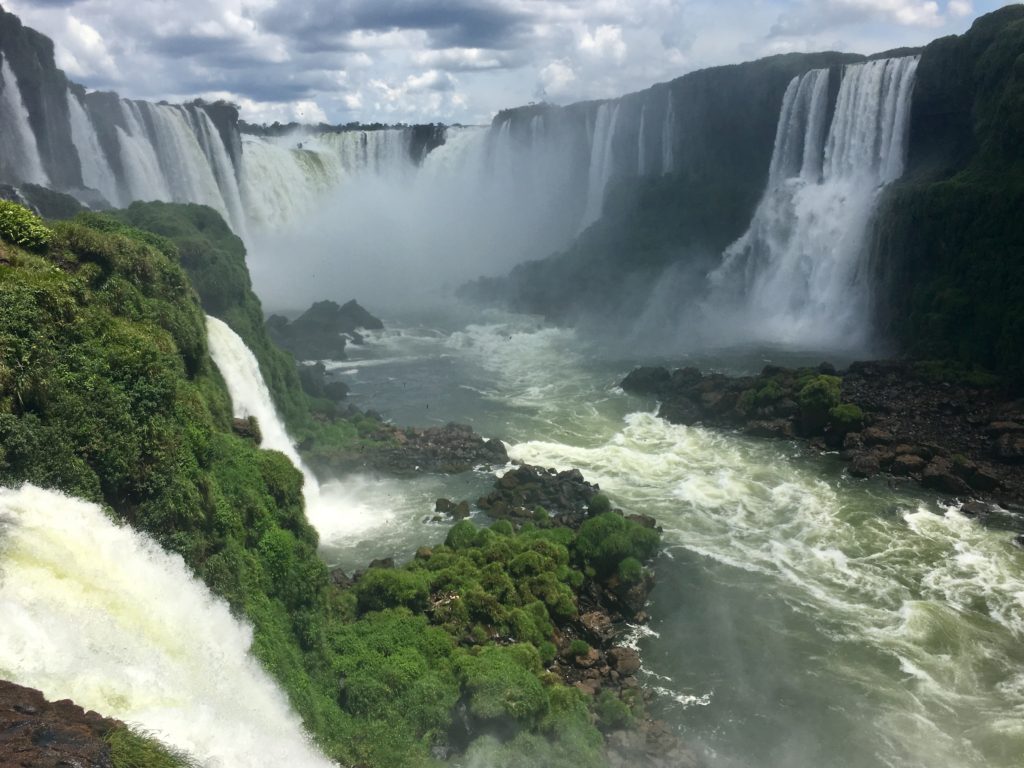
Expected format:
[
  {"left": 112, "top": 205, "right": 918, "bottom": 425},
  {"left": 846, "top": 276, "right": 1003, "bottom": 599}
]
[{"left": 0, "top": 200, "right": 52, "bottom": 250}]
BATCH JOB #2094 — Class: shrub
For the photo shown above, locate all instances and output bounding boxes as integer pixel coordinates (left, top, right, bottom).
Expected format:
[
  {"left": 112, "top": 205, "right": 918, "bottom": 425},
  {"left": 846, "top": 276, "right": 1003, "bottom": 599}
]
[
  {"left": 354, "top": 568, "right": 429, "bottom": 614},
  {"left": 798, "top": 375, "right": 842, "bottom": 433},
  {"left": 106, "top": 727, "right": 197, "bottom": 768},
  {"left": 588, "top": 493, "right": 612, "bottom": 515},
  {"left": 445, "top": 519, "right": 478, "bottom": 549},
  {"left": 0, "top": 201, "right": 52, "bottom": 251},
  {"left": 574, "top": 513, "right": 660, "bottom": 579},
  {"left": 828, "top": 403, "right": 864, "bottom": 434},
  {"left": 594, "top": 690, "right": 633, "bottom": 729},
  {"left": 617, "top": 556, "right": 644, "bottom": 584},
  {"left": 569, "top": 639, "right": 590, "bottom": 657}
]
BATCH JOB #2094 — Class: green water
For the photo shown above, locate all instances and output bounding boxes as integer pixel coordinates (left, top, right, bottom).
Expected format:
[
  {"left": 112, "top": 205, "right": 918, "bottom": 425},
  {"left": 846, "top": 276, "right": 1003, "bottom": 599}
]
[{"left": 314, "top": 310, "right": 1024, "bottom": 768}]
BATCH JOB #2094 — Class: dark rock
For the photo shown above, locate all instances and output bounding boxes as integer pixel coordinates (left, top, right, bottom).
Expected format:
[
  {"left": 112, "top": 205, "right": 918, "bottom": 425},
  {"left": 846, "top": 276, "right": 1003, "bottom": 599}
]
[
  {"left": 658, "top": 396, "right": 703, "bottom": 426},
  {"left": 620, "top": 366, "right": 670, "bottom": 396},
  {"left": 364, "top": 423, "right": 509, "bottom": 474},
  {"left": 669, "top": 367, "right": 704, "bottom": 388},
  {"left": 452, "top": 500, "right": 471, "bottom": 520},
  {"left": 329, "top": 568, "right": 353, "bottom": 588},
  {"left": 849, "top": 453, "right": 881, "bottom": 478},
  {"left": 892, "top": 454, "right": 927, "bottom": 475},
  {"left": 415, "top": 547, "right": 433, "bottom": 560},
  {"left": 580, "top": 611, "right": 616, "bottom": 644},
  {"left": 367, "top": 557, "right": 395, "bottom": 570},
  {"left": 994, "top": 434, "right": 1024, "bottom": 463},
  {"left": 960, "top": 501, "right": 989, "bottom": 518},
  {"left": 435, "top": 498, "right": 453, "bottom": 513},
  {"left": 266, "top": 299, "right": 383, "bottom": 361},
  {"left": 922, "top": 458, "right": 972, "bottom": 495},
  {"left": 863, "top": 427, "right": 895, "bottom": 446},
  {"left": 231, "top": 416, "right": 261, "bottom": 443},
  {"left": 607, "top": 647, "right": 642, "bottom": 676},
  {"left": 744, "top": 419, "right": 794, "bottom": 439},
  {"left": 0, "top": 680, "right": 121, "bottom": 768},
  {"left": 575, "top": 648, "right": 601, "bottom": 668}
]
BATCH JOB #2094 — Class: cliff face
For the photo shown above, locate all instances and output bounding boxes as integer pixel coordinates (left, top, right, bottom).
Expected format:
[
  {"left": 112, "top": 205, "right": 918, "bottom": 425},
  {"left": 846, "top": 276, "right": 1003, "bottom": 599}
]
[
  {"left": 463, "top": 51, "right": 863, "bottom": 321},
  {"left": 873, "top": 5, "right": 1024, "bottom": 382},
  {"left": 0, "top": 6, "right": 79, "bottom": 189}
]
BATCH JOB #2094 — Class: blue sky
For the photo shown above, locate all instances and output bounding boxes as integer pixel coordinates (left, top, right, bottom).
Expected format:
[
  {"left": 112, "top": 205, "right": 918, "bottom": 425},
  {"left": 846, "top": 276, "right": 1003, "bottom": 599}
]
[{"left": 4, "top": 0, "right": 1017, "bottom": 124}]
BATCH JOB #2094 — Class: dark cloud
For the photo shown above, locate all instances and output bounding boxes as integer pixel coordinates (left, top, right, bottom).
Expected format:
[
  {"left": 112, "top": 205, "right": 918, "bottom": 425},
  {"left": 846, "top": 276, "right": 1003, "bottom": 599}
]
[{"left": 261, "top": 0, "right": 532, "bottom": 52}]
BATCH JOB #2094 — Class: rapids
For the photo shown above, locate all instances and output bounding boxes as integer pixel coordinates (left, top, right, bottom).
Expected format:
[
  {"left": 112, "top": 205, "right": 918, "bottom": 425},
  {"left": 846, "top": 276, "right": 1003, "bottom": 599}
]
[{"left": 329, "top": 310, "right": 1024, "bottom": 768}]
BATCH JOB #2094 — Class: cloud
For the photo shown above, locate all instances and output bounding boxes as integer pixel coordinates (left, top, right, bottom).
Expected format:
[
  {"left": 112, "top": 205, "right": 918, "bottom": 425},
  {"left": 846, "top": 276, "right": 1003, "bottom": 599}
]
[{"left": 1, "top": 0, "right": 1003, "bottom": 125}]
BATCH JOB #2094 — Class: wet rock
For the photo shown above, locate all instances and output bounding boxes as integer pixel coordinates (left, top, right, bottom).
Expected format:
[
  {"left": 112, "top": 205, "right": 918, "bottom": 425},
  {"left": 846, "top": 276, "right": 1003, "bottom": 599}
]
[
  {"left": 452, "top": 500, "right": 471, "bottom": 519},
  {"left": 435, "top": 498, "right": 453, "bottom": 513},
  {"left": 658, "top": 397, "right": 703, "bottom": 426},
  {"left": 368, "top": 557, "right": 395, "bottom": 570},
  {"left": 329, "top": 567, "right": 353, "bottom": 588},
  {"left": 744, "top": 419, "right": 794, "bottom": 439},
  {"left": 415, "top": 547, "right": 433, "bottom": 560},
  {"left": 371, "top": 423, "right": 509, "bottom": 474},
  {"left": 575, "top": 648, "right": 601, "bottom": 668},
  {"left": 580, "top": 611, "right": 616, "bottom": 644},
  {"left": 863, "top": 427, "right": 895, "bottom": 446},
  {"left": 0, "top": 680, "right": 120, "bottom": 768},
  {"left": 231, "top": 415, "right": 261, "bottom": 443},
  {"left": 607, "top": 647, "right": 642, "bottom": 676},
  {"left": 478, "top": 464, "right": 598, "bottom": 525},
  {"left": 892, "top": 453, "right": 927, "bottom": 475},
  {"left": 960, "top": 501, "right": 990, "bottom": 519},
  {"left": 620, "top": 366, "right": 671, "bottom": 396},
  {"left": 922, "top": 458, "right": 972, "bottom": 495},
  {"left": 849, "top": 453, "right": 881, "bottom": 478},
  {"left": 994, "top": 433, "right": 1024, "bottom": 463}
]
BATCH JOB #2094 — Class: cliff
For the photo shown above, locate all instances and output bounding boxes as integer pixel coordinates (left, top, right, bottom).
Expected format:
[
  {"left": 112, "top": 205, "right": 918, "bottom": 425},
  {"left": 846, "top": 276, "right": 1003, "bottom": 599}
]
[{"left": 873, "top": 5, "right": 1024, "bottom": 382}]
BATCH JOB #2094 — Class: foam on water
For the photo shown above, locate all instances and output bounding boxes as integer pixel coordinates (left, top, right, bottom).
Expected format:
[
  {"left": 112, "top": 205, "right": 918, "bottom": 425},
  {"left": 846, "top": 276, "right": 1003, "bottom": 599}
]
[{"left": 0, "top": 485, "right": 336, "bottom": 768}]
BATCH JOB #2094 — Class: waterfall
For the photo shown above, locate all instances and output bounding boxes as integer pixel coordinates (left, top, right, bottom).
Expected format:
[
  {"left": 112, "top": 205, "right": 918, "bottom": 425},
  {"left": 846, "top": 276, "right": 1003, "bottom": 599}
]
[
  {"left": 205, "top": 316, "right": 318, "bottom": 490},
  {"left": 707, "top": 56, "right": 920, "bottom": 349},
  {"left": 638, "top": 104, "right": 648, "bottom": 176},
  {"left": 66, "top": 90, "right": 120, "bottom": 205},
  {"left": 581, "top": 102, "right": 621, "bottom": 230},
  {"left": 662, "top": 92, "right": 675, "bottom": 175},
  {"left": 0, "top": 54, "right": 49, "bottom": 186},
  {"left": 0, "top": 484, "right": 337, "bottom": 768},
  {"left": 117, "top": 100, "right": 173, "bottom": 203}
]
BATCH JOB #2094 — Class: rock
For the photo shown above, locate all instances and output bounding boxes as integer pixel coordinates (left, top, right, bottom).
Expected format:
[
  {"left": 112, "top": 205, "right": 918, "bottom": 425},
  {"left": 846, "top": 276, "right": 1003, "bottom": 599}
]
[
  {"left": 371, "top": 423, "right": 509, "bottom": 474},
  {"left": 1013, "top": 534, "right": 1024, "bottom": 549},
  {"left": 960, "top": 501, "right": 990, "bottom": 519},
  {"left": 231, "top": 415, "right": 261, "bottom": 443},
  {"left": 452, "top": 500, "right": 471, "bottom": 519},
  {"left": 435, "top": 498, "right": 453, "bottom": 513},
  {"left": 969, "top": 466, "right": 1002, "bottom": 491},
  {"left": 580, "top": 611, "right": 616, "bottom": 644},
  {"left": 670, "top": 367, "right": 704, "bottom": 388},
  {"left": 0, "top": 680, "right": 120, "bottom": 768},
  {"left": 329, "top": 567, "right": 353, "bottom": 588},
  {"left": 575, "top": 648, "right": 601, "bottom": 668},
  {"left": 892, "top": 454, "right": 927, "bottom": 475},
  {"left": 843, "top": 432, "right": 865, "bottom": 450},
  {"left": 922, "top": 458, "right": 972, "bottom": 495},
  {"left": 368, "top": 557, "right": 395, "bottom": 570},
  {"left": 863, "top": 427, "right": 895, "bottom": 446},
  {"left": 626, "top": 513, "right": 659, "bottom": 530},
  {"left": 620, "top": 367, "right": 671, "bottom": 396},
  {"left": 849, "top": 453, "right": 880, "bottom": 478},
  {"left": 994, "top": 434, "right": 1024, "bottom": 463},
  {"left": 744, "top": 419, "right": 794, "bottom": 439},
  {"left": 658, "top": 396, "right": 702, "bottom": 426},
  {"left": 607, "top": 647, "right": 642, "bottom": 676},
  {"left": 415, "top": 547, "right": 433, "bottom": 560},
  {"left": 987, "top": 421, "right": 1024, "bottom": 435}
]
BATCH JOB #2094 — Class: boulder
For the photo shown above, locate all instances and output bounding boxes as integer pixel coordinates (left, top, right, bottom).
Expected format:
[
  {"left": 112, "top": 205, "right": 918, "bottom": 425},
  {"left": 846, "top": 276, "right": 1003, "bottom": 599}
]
[
  {"left": 620, "top": 366, "right": 670, "bottom": 395},
  {"left": 922, "top": 458, "right": 972, "bottom": 495},
  {"left": 849, "top": 453, "right": 880, "bottom": 478},
  {"left": 607, "top": 647, "right": 642, "bottom": 676},
  {"left": 892, "top": 454, "right": 926, "bottom": 475}
]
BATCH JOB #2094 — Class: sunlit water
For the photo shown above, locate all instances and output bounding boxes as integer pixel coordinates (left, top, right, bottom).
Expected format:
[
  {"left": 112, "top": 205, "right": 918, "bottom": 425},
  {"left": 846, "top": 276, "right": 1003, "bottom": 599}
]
[{"left": 316, "top": 308, "right": 1024, "bottom": 768}]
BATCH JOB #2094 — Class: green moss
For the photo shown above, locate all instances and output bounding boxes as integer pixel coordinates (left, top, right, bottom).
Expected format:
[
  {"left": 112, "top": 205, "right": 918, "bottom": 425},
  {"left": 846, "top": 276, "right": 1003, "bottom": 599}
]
[
  {"left": 588, "top": 493, "right": 612, "bottom": 515},
  {"left": 355, "top": 568, "right": 430, "bottom": 614},
  {"left": 617, "top": 556, "right": 644, "bottom": 584},
  {"left": 569, "top": 639, "right": 591, "bottom": 657},
  {"left": 574, "top": 513, "right": 661, "bottom": 579}
]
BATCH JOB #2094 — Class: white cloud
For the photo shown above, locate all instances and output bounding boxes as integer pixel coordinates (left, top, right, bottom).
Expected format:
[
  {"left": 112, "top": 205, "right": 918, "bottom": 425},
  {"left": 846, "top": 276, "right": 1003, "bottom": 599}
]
[
  {"left": 578, "top": 25, "right": 628, "bottom": 62},
  {"left": 57, "top": 16, "right": 119, "bottom": 80},
  {"left": 949, "top": 0, "right": 974, "bottom": 17},
  {"left": 538, "top": 59, "right": 576, "bottom": 98}
]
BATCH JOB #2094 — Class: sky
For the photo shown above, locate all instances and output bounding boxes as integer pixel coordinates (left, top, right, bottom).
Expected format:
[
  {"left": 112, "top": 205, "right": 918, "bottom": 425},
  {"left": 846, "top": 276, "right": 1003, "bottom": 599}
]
[{"left": 3, "top": 0, "right": 1017, "bottom": 125}]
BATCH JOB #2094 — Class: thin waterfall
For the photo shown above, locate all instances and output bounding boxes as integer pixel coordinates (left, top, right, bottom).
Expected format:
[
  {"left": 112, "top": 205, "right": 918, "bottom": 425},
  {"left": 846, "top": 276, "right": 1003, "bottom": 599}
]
[
  {"left": 662, "top": 91, "right": 675, "bottom": 175},
  {"left": 66, "top": 89, "right": 121, "bottom": 205},
  {"left": 638, "top": 103, "right": 648, "bottom": 176},
  {"left": 708, "top": 56, "right": 920, "bottom": 348},
  {"left": 0, "top": 484, "right": 337, "bottom": 768},
  {"left": 580, "top": 102, "right": 621, "bottom": 230},
  {"left": 0, "top": 54, "right": 49, "bottom": 185}
]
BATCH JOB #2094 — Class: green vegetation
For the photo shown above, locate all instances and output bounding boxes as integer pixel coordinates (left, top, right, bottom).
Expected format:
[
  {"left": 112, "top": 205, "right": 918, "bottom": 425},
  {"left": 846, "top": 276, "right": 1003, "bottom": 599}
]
[
  {"left": 0, "top": 203, "right": 661, "bottom": 767},
  {"left": 876, "top": 7, "right": 1024, "bottom": 386},
  {"left": 828, "top": 403, "right": 864, "bottom": 434},
  {"left": 0, "top": 199, "right": 52, "bottom": 250},
  {"left": 106, "top": 727, "right": 198, "bottom": 768}
]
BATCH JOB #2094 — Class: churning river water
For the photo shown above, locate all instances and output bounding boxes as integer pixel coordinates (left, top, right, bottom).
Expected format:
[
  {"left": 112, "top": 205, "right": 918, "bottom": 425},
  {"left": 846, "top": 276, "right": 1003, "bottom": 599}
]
[{"left": 313, "top": 308, "right": 1024, "bottom": 768}]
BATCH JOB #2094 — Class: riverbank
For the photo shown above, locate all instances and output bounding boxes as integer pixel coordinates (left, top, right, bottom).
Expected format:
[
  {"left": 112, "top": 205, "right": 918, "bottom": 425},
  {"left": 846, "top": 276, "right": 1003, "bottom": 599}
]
[{"left": 621, "top": 360, "right": 1024, "bottom": 528}]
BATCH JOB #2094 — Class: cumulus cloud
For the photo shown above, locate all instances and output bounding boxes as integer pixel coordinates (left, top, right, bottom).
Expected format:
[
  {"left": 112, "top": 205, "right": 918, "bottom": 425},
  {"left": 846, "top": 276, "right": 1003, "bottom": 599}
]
[{"left": 1, "top": 0, "right": 1003, "bottom": 125}]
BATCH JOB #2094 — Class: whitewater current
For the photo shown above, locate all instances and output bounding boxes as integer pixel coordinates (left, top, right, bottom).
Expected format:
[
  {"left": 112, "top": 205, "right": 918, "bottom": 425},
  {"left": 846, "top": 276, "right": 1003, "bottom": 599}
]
[{"left": 329, "top": 310, "right": 1024, "bottom": 768}]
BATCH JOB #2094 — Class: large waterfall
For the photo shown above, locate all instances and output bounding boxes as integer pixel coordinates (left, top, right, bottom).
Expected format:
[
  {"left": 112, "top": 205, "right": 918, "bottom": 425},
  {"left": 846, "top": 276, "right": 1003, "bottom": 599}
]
[
  {"left": 707, "top": 56, "right": 920, "bottom": 349},
  {"left": 0, "top": 53, "right": 49, "bottom": 186},
  {"left": 0, "top": 484, "right": 336, "bottom": 768}
]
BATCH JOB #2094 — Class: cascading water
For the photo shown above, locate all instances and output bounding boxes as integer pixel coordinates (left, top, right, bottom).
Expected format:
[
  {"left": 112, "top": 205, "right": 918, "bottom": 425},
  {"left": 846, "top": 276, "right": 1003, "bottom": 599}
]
[
  {"left": 0, "top": 484, "right": 337, "bottom": 768},
  {"left": 204, "top": 315, "right": 391, "bottom": 545},
  {"left": 66, "top": 89, "right": 121, "bottom": 205},
  {"left": 117, "top": 100, "right": 174, "bottom": 203},
  {"left": 0, "top": 53, "right": 49, "bottom": 186},
  {"left": 707, "top": 56, "right": 920, "bottom": 349},
  {"left": 581, "top": 102, "right": 622, "bottom": 231}
]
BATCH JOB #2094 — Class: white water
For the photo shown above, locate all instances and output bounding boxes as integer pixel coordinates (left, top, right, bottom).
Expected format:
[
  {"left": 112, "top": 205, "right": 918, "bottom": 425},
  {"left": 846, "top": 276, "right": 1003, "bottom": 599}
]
[
  {"left": 204, "top": 315, "right": 395, "bottom": 547},
  {"left": 67, "top": 90, "right": 121, "bottom": 205},
  {"left": 708, "top": 56, "right": 920, "bottom": 349},
  {"left": 0, "top": 54, "right": 49, "bottom": 186},
  {"left": 118, "top": 100, "right": 174, "bottom": 203},
  {"left": 581, "top": 102, "right": 622, "bottom": 230},
  {"left": 0, "top": 484, "right": 336, "bottom": 768}
]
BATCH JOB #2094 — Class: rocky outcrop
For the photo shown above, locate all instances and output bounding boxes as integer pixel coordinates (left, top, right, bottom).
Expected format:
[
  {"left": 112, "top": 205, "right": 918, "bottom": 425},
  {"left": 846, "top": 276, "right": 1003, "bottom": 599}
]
[
  {"left": 267, "top": 299, "right": 383, "bottom": 361},
  {"left": 0, "top": 680, "right": 118, "bottom": 768},
  {"left": 622, "top": 361, "right": 1024, "bottom": 511}
]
